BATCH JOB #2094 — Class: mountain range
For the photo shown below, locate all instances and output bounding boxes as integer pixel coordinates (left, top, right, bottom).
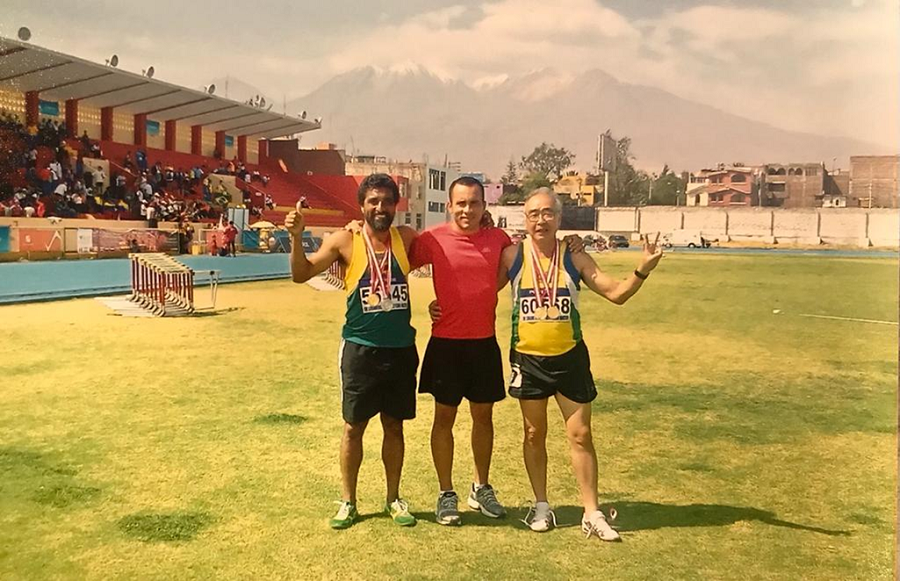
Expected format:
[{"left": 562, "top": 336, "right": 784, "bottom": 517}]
[{"left": 230, "top": 67, "right": 890, "bottom": 178}]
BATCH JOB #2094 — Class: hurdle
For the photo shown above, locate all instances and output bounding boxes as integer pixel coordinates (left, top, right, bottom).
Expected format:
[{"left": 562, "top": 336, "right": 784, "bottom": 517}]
[{"left": 129, "top": 253, "right": 195, "bottom": 316}]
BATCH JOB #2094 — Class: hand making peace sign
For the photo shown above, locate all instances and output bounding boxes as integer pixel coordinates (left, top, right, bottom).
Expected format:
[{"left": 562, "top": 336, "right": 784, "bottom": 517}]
[{"left": 637, "top": 232, "right": 664, "bottom": 276}]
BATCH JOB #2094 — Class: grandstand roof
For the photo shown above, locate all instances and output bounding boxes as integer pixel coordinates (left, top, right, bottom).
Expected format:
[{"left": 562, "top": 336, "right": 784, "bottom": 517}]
[{"left": 0, "top": 36, "right": 319, "bottom": 139}]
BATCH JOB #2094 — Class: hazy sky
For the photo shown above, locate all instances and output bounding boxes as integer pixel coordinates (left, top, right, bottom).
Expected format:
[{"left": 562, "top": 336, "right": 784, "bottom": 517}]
[{"left": 2, "top": 0, "right": 897, "bottom": 147}]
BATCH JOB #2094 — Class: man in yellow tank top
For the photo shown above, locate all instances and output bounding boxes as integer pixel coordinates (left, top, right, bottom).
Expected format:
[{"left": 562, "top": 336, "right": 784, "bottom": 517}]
[{"left": 497, "top": 187, "right": 664, "bottom": 542}]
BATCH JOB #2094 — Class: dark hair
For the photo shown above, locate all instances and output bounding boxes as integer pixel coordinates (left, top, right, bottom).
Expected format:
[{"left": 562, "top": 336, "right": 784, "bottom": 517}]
[
  {"left": 448, "top": 176, "right": 485, "bottom": 202},
  {"left": 357, "top": 173, "right": 400, "bottom": 205}
]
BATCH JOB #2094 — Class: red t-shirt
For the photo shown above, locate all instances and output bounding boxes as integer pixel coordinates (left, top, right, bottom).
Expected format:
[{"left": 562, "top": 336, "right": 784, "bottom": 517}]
[{"left": 411, "top": 224, "right": 512, "bottom": 339}]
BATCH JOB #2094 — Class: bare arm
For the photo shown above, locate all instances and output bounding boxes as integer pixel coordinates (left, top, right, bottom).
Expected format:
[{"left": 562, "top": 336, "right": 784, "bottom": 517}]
[
  {"left": 285, "top": 203, "right": 351, "bottom": 283},
  {"left": 571, "top": 233, "right": 664, "bottom": 305},
  {"left": 496, "top": 244, "right": 518, "bottom": 292}
]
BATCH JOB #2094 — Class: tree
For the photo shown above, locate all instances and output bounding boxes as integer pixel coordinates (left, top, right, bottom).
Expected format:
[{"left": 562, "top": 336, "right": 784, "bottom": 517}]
[
  {"left": 606, "top": 137, "right": 650, "bottom": 206},
  {"left": 520, "top": 171, "right": 552, "bottom": 196},
  {"left": 520, "top": 143, "right": 574, "bottom": 182},
  {"left": 500, "top": 160, "right": 518, "bottom": 185},
  {"left": 648, "top": 167, "right": 684, "bottom": 206}
]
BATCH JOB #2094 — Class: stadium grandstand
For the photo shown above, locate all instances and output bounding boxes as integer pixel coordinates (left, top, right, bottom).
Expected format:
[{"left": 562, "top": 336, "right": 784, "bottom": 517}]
[{"left": 0, "top": 33, "right": 379, "bottom": 246}]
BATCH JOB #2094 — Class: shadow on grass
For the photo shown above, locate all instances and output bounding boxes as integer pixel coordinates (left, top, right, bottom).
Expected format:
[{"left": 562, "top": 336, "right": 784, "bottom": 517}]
[
  {"left": 191, "top": 307, "right": 243, "bottom": 318},
  {"left": 253, "top": 413, "right": 306, "bottom": 425},
  {"left": 118, "top": 511, "right": 213, "bottom": 542},
  {"left": 553, "top": 501, "right": 850, "bottom": 536}
]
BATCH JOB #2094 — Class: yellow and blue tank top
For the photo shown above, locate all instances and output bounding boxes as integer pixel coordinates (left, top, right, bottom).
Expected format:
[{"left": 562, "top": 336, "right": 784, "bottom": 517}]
[
  {"left": 342, "top": 227, "right": 415, "bottom": 348},
  {"left": 509, "top": 237, "right": 583, "bottom": 356}
]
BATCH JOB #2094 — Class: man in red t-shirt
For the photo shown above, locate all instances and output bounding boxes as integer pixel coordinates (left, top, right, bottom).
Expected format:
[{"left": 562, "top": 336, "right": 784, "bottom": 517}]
[{"left": 409, "top": 176, "right": 512, "bottom": 525}]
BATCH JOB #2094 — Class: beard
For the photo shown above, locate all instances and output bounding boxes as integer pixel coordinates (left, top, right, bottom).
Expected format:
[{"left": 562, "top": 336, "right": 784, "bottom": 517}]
[{"left": 366, "top": 211, "right": 393, "bottom": 232}]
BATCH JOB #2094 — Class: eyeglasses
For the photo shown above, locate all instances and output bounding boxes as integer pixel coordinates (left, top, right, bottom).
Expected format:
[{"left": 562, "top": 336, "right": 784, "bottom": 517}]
[{"left": 525, "top": 209, "right": 558, "bottom": 222}]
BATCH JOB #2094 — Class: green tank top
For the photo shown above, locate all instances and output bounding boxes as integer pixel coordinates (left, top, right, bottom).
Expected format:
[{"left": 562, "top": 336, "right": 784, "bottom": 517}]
[{"left": 341, "top": 227, "right": 416, "bottom": 348}]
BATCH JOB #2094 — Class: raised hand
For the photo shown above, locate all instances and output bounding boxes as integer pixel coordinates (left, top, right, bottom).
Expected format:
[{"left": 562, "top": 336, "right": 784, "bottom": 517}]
[
  {"left": 638, "top": 232, "right": 664, "bottom": 274},
  {"left": 285, "top": 201, "right": 306, "bottom": 237}
]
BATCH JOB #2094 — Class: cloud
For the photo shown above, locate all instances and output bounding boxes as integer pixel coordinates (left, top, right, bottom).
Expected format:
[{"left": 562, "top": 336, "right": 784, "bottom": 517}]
[{"left": 322, "top": 0, "right": 898, "bottom": 148}]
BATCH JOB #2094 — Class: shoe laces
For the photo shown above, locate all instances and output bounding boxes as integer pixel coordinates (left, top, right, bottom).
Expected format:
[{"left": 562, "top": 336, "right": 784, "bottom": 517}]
[
  {"left": 333, "top": 500, "right": 353, "bottom": 519},
  {"left": 522, "top": 502, "right": 557, "bottom": 529},
  {"left": 477, "top": 484, "right": 500, "bottom": 505},
  {"left": 583, "top": 510, "right": 618, "bottom": 540},
  {"left": 391, "top": 498, "right": 410, "bottom": 514},
  {"left": 438, "top": 492, "right": 458, "bottom": 512}
]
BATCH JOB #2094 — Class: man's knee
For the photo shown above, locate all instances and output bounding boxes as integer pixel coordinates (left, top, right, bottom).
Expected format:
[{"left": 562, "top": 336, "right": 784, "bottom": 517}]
[
  {"left": 470, "top": 403, "right": 494, "bottom": 427},
  {"left": 344, "top": 421, "right": 367, "bottom": 441},
  {"left": 381, "top": 415, "right": 404, "bottom": 438},
  {"left": 432, "top": 404, "right": 458, "bottom": 430},
  {"left": 567, "top": 423, "right": 593, "bottom": 448},
  {"left": 523, "top": 422, "right": 547, "bottom": 447}
]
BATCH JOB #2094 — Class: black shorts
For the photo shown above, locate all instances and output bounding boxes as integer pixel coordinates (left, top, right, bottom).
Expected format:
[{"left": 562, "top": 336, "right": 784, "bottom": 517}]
[
  {"left": 508, "top": 341, "right": 597, "bottom": 404},
  {"left": 419, "top": 336, "right": 505, "bottom": 407},
  {"left": 339, "top": 340, "right": 419, "bottom": 424}
]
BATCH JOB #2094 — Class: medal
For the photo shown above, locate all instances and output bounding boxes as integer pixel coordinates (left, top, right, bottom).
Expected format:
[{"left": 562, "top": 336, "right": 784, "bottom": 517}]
[
  {"left": 529, "top": 239, "right": 560, "bottom": 322},
  {"left": 362, "top": 227, "right": 393, "bottom": 313}
]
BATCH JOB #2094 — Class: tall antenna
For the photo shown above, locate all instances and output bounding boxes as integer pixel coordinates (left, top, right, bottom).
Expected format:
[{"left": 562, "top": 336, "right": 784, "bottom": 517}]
[{"left": 225, "top": 75, "right": 229, "bottom": 99}]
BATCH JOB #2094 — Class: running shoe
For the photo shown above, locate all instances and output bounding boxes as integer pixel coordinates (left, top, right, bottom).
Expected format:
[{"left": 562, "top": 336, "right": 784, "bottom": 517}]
[
  {"left": 581, "top": 510, "right": 620, "bottom": 542},
  {"left": 523, "top": 501, "right": 556, "bottom": 532},
  {"left": 385, "top": 498, "right": 417, "bottom": 527},
  {"left": 436, "top": 491, "right": 461, "bottom": 526},
  {"left": 467, "top": 483, "right": 507, "bottom": 518},
  {"left": 329, "top": 501, "right": 358, "bottom": 530}
]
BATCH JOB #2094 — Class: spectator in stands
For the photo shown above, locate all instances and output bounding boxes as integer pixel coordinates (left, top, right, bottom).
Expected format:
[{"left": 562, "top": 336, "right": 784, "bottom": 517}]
[
  {"left": 28, "top": 147, "right": 37, "bottom": 168},
  {"left": 80, "top": 131, "right": 91, "bottom": 151},
  {"left": 299, "top": 195, "right": 310, "bottom": 209},
  {"left": 262, "top": 174, "right": 270, "bottom": 185},
  {"left": 136, "top": 149, "right": 148, "bottom": 173},
  {"left": 266, "top": 194, "right": 276, "bottom": 210},
  {"left": 123, "top": 151, "right": 134, "bottom": 171},
  {"left": 129, "top": 238, "right": 141, "bottom": 254},
  {"left": 95, "top": 167, "right": 106, "bottom": 193},
  {"left": 224, "top": 220, "right": 238, "bottom": 257}
]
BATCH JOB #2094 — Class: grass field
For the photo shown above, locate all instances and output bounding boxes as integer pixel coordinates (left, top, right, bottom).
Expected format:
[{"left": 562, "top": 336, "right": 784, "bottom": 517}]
[{"left": 0, "top": 252, "right": 896, "bottom": 580}]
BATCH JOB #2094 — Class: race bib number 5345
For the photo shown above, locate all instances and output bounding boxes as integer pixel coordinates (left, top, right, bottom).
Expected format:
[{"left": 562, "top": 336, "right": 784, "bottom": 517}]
[{"left": 360, "top": 284, "right": 410, "bottom": 313}]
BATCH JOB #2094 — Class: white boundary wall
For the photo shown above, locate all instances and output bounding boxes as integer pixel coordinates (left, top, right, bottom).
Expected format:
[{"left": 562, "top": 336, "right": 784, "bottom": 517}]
[{"left": 594, "top": 207, "right": 898, "bottom": 247}]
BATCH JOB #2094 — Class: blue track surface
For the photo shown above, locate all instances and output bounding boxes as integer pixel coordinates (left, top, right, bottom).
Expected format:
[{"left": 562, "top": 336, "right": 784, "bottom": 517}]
[
  {"left": 0, "top": 247, "right": 896, "bottom": 305},
  {"left": 0, "top": 254, "right": 291, "bottom": 304}
]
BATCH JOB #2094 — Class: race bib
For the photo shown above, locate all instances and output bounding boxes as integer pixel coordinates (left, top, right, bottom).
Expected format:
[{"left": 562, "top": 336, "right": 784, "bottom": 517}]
[
  {"left": 360, "top": 283, "right": 410, "bottom": 313},
  {"left": 519, "top": 295, "right": 572, "bottom": 322}
]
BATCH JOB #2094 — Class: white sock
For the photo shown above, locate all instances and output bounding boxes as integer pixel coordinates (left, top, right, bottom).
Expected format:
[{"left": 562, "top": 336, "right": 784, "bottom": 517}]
[{"left": 535, "top": 501, "right": 550, "bottom": 510}]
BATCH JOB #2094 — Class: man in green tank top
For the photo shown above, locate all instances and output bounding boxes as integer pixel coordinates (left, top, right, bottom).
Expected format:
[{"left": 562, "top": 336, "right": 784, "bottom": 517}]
[{"left": 286, "top": 174, "right": 419, "bottom": 530}]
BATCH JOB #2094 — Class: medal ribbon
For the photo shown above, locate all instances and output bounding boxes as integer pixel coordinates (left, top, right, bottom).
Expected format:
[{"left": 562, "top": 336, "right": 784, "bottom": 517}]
[
  {"left": 529, "top": 239, "right": 559, "bottom": 310},
  {"left": 362, "top": 228, "right": 392, "bottom": 301}
]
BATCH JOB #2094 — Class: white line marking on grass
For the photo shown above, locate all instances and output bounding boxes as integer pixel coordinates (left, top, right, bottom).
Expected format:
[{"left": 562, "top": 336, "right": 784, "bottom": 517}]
[{"left": 798, "top": 313, "right": 899, "bottom": 326}]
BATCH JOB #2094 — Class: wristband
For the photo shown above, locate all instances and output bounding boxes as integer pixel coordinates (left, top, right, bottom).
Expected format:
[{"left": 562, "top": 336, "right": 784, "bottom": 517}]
[{"left": 633, "top": 269, "right": 648, "bottom": 280}]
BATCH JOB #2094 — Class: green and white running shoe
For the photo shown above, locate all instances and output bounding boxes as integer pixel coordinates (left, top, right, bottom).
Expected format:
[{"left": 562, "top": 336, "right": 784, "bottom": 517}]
[
  {"left": 386, "top": 498, "right": 417, "bottom": 527},
  {"left": 329, "top": 501, "right": 358, "bottom": 530},
  {"left": 581, "top": 510, "right": 620, "bottom": 542},
  {"left": 467, "top": 483, "right": 506, "bottom": 518},
  {"left": 522, "top": 501, "right": 556, "bottom": 533},
  {"left": 436, "top": 491, "right": 461, "bottom": 526}
]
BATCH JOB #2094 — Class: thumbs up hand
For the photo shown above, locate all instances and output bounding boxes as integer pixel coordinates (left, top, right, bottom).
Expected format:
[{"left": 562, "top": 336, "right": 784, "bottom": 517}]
[{"left": 285, "top": 201, "right": 306, "bottom": 237}]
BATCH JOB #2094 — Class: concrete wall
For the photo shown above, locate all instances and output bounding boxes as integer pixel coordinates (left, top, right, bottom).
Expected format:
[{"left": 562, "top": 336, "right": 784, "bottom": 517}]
[
  {"left": 868, "top": 212, "right": 900, "bottom": 247},
  {"left": 682, "top": 209, "right": 728, "bottom": 236},
  {"left": 595, "top": 208, "right": 637, "bottom": 233},
  {"left": 819, "top": 210, "right": 868, "bottom": 245},
  {"left": 587, "top": 207, "right": 898, "bottom": 247},
  {"left": 639, "top": 208, "right": 683, "bottom": 235}
]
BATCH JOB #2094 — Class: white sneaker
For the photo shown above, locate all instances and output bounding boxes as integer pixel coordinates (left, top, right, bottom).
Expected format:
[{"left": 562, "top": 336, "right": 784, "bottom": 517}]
[
  {"left": 523, "top": 501, "right": 556, "bottom": 533},
  {"left": 581, "top": 510, "right": 620, "bottom": 542}
]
